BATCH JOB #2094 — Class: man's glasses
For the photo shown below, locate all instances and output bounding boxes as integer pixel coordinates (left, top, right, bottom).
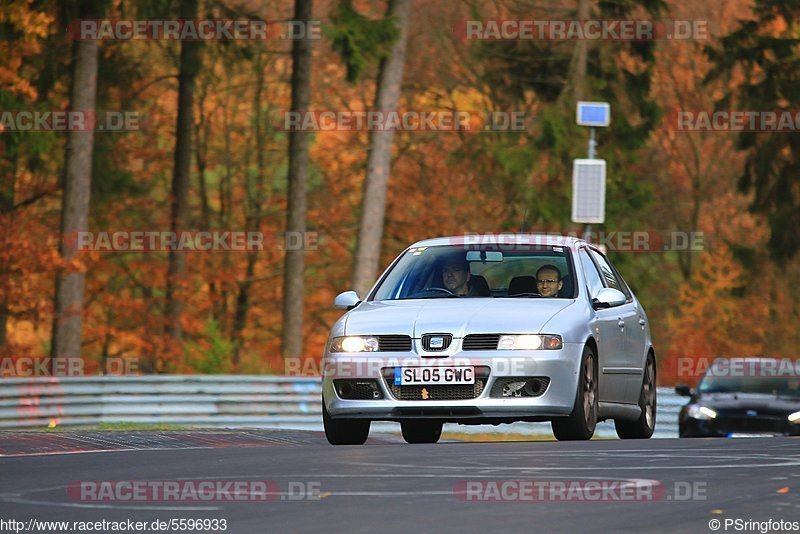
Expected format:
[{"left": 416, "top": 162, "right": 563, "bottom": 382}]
[{"left": 537, "top": 278, "right": 559, "bottom": 285}]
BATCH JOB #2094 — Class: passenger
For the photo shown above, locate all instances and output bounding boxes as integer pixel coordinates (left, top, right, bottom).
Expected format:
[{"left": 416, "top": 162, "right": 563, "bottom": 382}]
[{"left": 536, "top": 265, "right": 563, "bottom": 297}]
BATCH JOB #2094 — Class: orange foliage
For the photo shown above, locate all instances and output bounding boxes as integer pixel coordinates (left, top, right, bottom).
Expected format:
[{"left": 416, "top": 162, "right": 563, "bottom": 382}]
[{"left": 1, "top": 0, "right": 797, "bottom": 382}]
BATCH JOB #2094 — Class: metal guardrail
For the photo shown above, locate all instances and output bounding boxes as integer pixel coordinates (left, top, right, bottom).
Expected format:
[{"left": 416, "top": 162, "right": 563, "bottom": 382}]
[{"left": 0, "top": 376, "right": 685, "bottom": 438}]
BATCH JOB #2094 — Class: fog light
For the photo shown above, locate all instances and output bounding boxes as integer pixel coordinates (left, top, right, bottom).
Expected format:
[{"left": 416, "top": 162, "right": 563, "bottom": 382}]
[
  {"left": 524, "top": 378, "right": 545, "bottom": 396},
  {"left": 338, "top": 381, "right": 353, "bottom": 398}
]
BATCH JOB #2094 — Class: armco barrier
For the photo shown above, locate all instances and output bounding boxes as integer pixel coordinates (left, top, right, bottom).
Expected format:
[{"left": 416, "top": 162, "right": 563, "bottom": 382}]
[{"left": 0, "top": 376, "right": 684, "bottom": 438}]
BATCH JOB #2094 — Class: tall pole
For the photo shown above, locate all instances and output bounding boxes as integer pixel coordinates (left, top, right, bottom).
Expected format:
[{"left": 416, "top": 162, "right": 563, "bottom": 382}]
[{"left": 583, "top": 127, "right": 596, "bottom": 242}]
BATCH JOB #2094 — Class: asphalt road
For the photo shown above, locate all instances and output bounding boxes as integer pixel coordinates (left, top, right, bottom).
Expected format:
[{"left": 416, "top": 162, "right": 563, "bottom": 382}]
[{"left": 1, "top": 431, "right": 799, "bottom": 533}]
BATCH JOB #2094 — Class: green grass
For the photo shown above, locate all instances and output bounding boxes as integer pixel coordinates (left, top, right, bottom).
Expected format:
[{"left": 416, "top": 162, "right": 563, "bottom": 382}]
[
  {"left": 94, "top": 422, "right": 190, "bottom": 431},
  {"left": 29, "top": 422, "right": 191, "bottom": 432}
]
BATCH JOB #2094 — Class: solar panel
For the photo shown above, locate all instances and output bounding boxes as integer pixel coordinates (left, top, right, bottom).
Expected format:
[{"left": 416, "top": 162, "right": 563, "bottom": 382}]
[{"left": 571, "top": 159, "right": 606, "bottom": 224}]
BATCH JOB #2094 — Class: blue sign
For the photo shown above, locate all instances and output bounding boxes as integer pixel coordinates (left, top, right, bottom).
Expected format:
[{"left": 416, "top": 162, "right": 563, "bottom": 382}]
[{"left": 576, "top": 102, "right": 610, "bottom": 127}]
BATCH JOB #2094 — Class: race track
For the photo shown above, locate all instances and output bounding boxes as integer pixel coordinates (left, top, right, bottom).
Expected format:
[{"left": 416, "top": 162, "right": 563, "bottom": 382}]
[{"left": 2, "top": 431, "right": 799, "bottom": 533}]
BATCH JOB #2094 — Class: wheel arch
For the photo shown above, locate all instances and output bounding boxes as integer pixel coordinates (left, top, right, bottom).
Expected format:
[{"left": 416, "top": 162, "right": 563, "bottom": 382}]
[{"left": 584, "top": 336, "right": 599, "bottom": 387}]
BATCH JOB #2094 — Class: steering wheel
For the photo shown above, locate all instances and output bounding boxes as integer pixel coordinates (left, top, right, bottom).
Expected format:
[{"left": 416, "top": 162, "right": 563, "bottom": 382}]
[
  {"left": 409, "top": 287, "right": 457, "bottom": 298},
  {"left": 509, "top": 292, "right": 541, "bottom": 298},
  {"left": 424, "top": 287, "right": 456, "bottom": 296}
]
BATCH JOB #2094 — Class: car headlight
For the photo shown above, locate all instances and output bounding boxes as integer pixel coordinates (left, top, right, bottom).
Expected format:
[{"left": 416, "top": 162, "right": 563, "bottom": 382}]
[
  {"left": 329, "top": 336, "right": 379, "bottom": 353},
  {"left": 788, "top": 411, "right": 800, "bottom": 423},
  {"left": 497, "top": 334, "right": 562, "bottom": 350},
  {"left": 687, "top": 405, "right": 717, "bottom": 420}
]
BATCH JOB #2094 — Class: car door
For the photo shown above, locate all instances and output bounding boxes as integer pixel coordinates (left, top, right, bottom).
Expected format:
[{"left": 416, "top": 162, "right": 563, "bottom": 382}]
[
  {"left": 578, "top": 248, "right": 627, "bottom": 404},
  {"left": 615, "top": 274, "right": 649, "bottom": 404},
  {"left": 588, "top": 248, "right": 644, "bottom": 405}
]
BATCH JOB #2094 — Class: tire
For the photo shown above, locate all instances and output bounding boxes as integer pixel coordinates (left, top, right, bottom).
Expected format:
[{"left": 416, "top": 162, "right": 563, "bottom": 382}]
[
  {"left": 552, "top": 345, "right": 598, "bottom": 441},
  {"left": 322, "top": 399, "right": 370, "bottom": 445},
  {"left": 401, "top": 421, "right": 443, "bottom": 444},
  {"left": 615, "top": 353, "right": 656, "bottom": 439}
]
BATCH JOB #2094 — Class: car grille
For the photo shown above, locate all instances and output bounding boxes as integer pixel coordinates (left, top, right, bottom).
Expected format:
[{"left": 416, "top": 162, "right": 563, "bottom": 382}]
[
  {"left": 383, "top": 378, "right": 487, "bottom": 401},
  {"left": 378, "top": 335, "right": 412, "bottom": 352},
  {"left": 462, "top": 334, "right": 500, "bottom": 350},
  {"left": 421, "top": 333, "right": 453, "bottom": 351},
  {"left": 490, "top": 377, "right": 550, "bottom": 398}
]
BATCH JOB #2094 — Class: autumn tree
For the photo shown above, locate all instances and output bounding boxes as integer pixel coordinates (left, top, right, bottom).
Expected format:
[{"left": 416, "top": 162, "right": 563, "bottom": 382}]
[
  {"left": 164, "top": 0, "right": 202, "bottom": 360},
  {"left": 282, "top": 0, "right": 313, "bottom": 358},
  {"left": 350, "top": 0, "right": 413, "bottom": 298},
  {"left": 51, "top": 0, "right": 103, "bottom": 367},
  {"left": 0, "top": 4, "right": 56, "bottom": 352},
  {"left": 706, "top": 0, "right": 800, "bottom": 263}
]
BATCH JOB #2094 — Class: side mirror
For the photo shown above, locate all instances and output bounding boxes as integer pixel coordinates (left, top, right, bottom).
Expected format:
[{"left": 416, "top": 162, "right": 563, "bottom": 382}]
[
  {"left": 592, "top": 288, "right": 627, "bottom": 309},
  {"left": 675, "top": 384, "right": 692, "bottom": 397},
  {"left": 333, "top": 291, "right": 361, "bottom": 310}
]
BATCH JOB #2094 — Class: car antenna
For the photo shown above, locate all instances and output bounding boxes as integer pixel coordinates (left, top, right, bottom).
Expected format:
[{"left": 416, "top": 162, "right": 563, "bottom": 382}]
[{"left": 519, "top": 207, "right": 528, "bottom": 232}]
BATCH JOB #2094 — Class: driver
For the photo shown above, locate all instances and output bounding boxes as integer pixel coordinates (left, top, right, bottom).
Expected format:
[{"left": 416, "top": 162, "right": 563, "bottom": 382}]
[{"left": 441, "top": 257, "right": 473, "bottom": 296}]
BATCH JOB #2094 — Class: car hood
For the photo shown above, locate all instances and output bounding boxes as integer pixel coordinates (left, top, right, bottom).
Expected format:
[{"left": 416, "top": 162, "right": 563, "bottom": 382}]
[
  {"left": 698, "top": 393, "right": 800, "bottom": 416},
  {"left": 345, "top": 298, "right": 576, "bottom": 337}
]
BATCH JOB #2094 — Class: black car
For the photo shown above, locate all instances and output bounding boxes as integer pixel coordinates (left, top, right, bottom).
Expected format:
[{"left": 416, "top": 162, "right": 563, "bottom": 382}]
[{"left": 676, "top": 358, "right": 800, "bottom": 437}]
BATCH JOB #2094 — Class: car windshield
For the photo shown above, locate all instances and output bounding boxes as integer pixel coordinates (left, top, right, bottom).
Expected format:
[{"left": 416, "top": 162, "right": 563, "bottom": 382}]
[
  {"left": 699, "top": 376, "right": 800, "bottom": 397},
  {"left": 370, "top": 244, "right": 575, "bottom": 300}
]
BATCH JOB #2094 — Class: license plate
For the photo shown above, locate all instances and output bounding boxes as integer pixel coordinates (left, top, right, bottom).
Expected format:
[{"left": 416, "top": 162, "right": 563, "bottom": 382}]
[{"left": 394, "top": 366, "right": 475, "bottom": 386}]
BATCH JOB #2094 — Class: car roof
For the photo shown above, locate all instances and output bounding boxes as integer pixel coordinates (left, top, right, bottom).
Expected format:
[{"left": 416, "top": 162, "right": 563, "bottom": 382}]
[{"left": 409, "top": 234, "right": 589, "bottom": 249}]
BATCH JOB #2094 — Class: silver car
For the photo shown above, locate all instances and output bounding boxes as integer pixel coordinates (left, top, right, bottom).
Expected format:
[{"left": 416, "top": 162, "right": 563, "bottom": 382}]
[{"left": 322, "top": 234, "right": 656, "bottom": 444}]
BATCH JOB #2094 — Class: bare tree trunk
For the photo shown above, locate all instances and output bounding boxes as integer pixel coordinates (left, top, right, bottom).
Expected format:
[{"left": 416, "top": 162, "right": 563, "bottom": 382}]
[
  {"left": 351, "top": 0, "right": 412, "bottom": 298},
  {"left": 50, "top": 36, "right": 99, "bottom": 369},
  {"left": 233, "top": 50, "right": 270, "bottom": 367},
  {"left": 281, "top": 0, "right": 313, "bottom": 358},
  {"left": 0, "top": 138, "right": 18, "bottom": 350},
  {"left": 564, "top": 0, "right": 591, "bottom": 102},
  {"left": 164, "top": 0, "right": 201, "bottom": 357},
  {"left": 195, "top": 82, "right": 211, "bottom": 230}
]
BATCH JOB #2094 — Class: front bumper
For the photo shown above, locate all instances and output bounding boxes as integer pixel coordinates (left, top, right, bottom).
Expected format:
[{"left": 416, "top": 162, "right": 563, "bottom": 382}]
[
  {"left": 321, "top": 343, "right": 584, "bottom": 423},
  {"left": 679, "top": 416, "right": 800, "bottom": 437}
]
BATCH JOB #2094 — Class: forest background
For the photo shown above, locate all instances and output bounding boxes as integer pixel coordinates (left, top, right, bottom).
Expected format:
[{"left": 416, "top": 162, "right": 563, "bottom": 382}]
[{"left": 1, "top": 0, "right": 798, "bottom": 384}]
